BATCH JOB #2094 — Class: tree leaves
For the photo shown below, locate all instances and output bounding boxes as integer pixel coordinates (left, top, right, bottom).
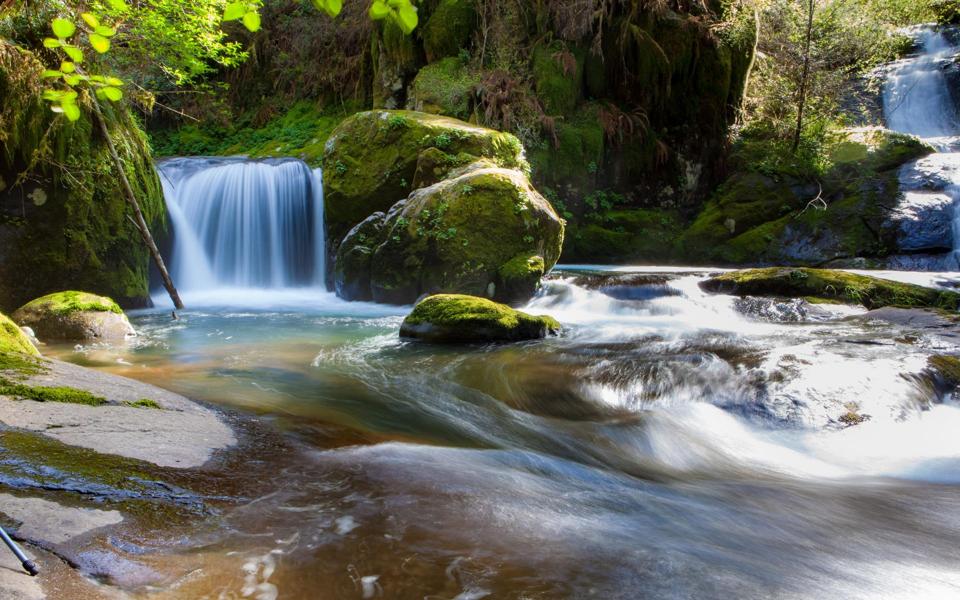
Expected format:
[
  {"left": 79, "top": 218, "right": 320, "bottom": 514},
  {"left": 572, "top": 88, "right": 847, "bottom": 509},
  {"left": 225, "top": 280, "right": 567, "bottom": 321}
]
[
  {"left": 312, "top": 0, "right": 343, "bottom": 18},
  {"left": 62, "top": 45, "right": 84, "bottom": 63},
  {"left": 81, "top": 13, "right": 99, "bottom": 29},
  {"left": 42, "top": 90, "right": 81, "bottom": 122},
  {"left": 367, "top": 0, "right": 419, "bottom": 34},
  {"left": 223, "top": 1, "right": 262, "bottom": 31},
  {"left": 51, "top": 18, "right": 76, "bottom": 39},
  {"left": 242, "top": 11, "right": 261, "bottom": 32},
  {"left": 89, "top": 33, "right": 111, "bottom": 53}
]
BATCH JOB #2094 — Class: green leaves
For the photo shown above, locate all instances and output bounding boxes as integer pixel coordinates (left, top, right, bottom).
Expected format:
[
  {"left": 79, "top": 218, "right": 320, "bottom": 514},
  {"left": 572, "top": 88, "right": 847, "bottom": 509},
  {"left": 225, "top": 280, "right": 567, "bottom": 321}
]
[
  {"left": 81, "top": 13, "right": 99, "bottom": 29},
  {"left": 367, "top": 0, "right": 419, "bottom": 34},
  {"left": 51, "top": 18, "right": 76, "bottom": 39},
  {"left": 312, "top": 0, "right": 343, "bottom": 18},
  {"left": 89, "top": 33, "right": 110, "bottom": 53},
  {"left": 39, "top": 10, "right": 126, "bottom": 122},
  {"left": 42, "top": 90, "right": 81, "bottom": 122},
  {"left": 223, "top": 1, "right": 262, "bottom": 31}
]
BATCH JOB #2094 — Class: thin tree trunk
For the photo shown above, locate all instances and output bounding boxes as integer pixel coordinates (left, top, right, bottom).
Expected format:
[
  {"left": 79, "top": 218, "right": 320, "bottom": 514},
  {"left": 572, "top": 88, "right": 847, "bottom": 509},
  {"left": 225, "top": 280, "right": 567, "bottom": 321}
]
[
  {"left": 792, "top": 0, "right": 815, "bottom": 153},
  {"left": 90, "top": 96, "right": 184, "bottom": 310}
]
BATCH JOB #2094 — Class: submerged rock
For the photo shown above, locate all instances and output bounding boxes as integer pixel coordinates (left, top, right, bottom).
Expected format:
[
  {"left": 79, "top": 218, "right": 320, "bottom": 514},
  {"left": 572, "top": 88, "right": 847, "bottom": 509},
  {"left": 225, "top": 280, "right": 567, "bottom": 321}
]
[
  {"left": 337, "top": 162, "right": 564, "bottom": 304},
  {"left": 400, "top": 294, "right": 560, "bottom": 343},
  {"left": 700, "top": 267, "right": 960, "bottom": 310},
  {"left": 12, "top": 291, "right": 136, "bottom": 342}
]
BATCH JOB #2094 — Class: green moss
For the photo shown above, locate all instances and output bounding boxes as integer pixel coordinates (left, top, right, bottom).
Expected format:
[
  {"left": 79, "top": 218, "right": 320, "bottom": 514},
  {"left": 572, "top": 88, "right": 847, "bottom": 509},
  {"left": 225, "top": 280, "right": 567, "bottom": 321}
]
[
  {"left": 400, "top": 294, "right": 560, "bottom": 343},
  {"left": 408, "top": 57, "right": 480, "bottom": 120},
  {"left": 928, "top": 354, "right": 960, "bottom": 386},
  {"left": 151, "top": 100, "right": 355, "bottom": 167},
  {"left": 529, "top": 105, "right": 604, "bottom": 193},
  {"left": 0, "top": 376, "right": 107, "bottom": 406},
  {"left": 0, "top": 42, "right": 165, "bottom": 311},
  {"left": 531, "top": 41, "right": 584, "bottom": 116},
  {"left": 125, "top": 398, "right": 161, "bottom": 409},
  {"left": 701, "top": 268, "right": 960, "bottom": 310},
  {"left": 0, "top": 312, "right": 39, "bottom": 358},
  {"left": 15, "top": 291, "right": 122, "bottom": 317},
  {"left": 565, "top": 208, "right": 683, "bottom": 263},
  {"left": 422, "top": 0, "right": 477, "bottom": 61}
]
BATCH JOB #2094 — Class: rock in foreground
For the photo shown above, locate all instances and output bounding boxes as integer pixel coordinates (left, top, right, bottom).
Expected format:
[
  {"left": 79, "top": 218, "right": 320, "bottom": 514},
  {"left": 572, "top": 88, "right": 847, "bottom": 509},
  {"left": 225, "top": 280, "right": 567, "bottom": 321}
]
[
  {"left": 12, "top": 291, "right": 136, "bottom": 342},
  {"left": 400, "top": 294, "right": 560, "bottom": 343},
  {"left": 700, "top": 267, "right": 960, "bottom": 310}
]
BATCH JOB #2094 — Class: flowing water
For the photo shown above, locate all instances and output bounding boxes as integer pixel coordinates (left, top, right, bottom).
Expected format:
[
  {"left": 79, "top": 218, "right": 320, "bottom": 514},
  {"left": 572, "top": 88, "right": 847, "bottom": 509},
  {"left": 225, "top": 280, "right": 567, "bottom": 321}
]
[
  {"left": 884, "top": 27, "right": 960, "bottom": 266},
  {"left": 38, "top": 265, "right": 960, "bottom": 599},
  {"left": 27, "top": 28, "right": 960, "bottom": 598}
]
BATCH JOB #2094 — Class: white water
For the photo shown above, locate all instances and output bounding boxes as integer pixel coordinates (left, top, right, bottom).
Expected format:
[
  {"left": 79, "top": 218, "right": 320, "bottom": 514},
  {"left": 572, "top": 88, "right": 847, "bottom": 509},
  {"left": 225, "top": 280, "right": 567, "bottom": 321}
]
[
  {"left": 157, "top": 157, "right": 326, "bottom": 300},
  {"left": 884, "top": 27, "right": 960, "bottom": 265}
]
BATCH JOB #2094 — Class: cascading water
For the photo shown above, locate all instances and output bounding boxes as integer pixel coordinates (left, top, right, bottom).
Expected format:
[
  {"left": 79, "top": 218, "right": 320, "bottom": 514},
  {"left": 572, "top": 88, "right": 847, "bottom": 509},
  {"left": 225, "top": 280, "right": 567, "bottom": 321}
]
[
  {"left": 883, "top": 27, "right": 960, "bottom": 268},
  {"left": 157, "top": 157, "right": 325, "bottom": 297}
]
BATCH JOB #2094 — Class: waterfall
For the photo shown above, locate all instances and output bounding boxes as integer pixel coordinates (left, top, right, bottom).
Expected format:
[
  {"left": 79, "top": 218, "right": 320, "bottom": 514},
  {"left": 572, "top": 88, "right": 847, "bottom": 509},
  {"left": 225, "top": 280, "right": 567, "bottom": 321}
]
[
  {"left": 883, "top": 27, "right": 960, "bottom": 268},
  {"left": 157, "top": 157, "right": 325, "bottom": 292}
]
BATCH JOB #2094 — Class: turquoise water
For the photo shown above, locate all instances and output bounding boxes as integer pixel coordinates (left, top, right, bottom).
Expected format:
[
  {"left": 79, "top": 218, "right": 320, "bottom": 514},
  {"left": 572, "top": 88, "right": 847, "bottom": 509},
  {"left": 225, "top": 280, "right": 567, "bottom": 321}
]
[{"left": 42, "top": 268, "right": 960, "bottom": 599}]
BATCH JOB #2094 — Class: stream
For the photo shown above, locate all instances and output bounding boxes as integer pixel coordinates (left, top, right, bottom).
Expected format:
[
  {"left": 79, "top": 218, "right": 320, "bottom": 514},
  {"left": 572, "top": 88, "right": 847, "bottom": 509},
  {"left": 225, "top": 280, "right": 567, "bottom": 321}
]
[
  {"left": 29, "top": 24, "right": 960, "bottom": 600},
  {"left": 39, "top": 267, "right": 960, "bottom": 599}
]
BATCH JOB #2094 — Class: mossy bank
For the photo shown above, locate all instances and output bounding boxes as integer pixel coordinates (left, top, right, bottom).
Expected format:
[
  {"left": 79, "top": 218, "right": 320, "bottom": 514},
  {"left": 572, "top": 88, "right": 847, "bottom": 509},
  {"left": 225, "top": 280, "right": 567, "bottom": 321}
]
[{"left": 0, "top": 42, "right": 165, "bottom": 311}]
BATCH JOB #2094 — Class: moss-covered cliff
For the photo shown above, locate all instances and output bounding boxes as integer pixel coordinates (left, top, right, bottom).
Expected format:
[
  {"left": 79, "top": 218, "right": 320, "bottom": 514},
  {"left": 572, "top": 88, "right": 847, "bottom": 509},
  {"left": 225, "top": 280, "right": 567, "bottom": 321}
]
[{"left": 0, "top": 42, "right": 164, "bottom": 311}]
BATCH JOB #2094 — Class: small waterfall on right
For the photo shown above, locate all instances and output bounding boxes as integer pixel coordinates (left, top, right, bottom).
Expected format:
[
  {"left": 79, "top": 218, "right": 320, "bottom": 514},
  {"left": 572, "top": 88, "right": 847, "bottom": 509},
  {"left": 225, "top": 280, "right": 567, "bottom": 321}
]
[{"left": 883, "top": 27, "right": 960, "bottom": 268}]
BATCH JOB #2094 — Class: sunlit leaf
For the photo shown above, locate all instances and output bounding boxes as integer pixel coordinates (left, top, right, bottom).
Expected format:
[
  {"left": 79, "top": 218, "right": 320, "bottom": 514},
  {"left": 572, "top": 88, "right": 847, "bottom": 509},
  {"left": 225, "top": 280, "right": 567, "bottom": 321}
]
[
  {"left": 223, "top": 2, "right": 246, "bottom": 21},
  {"left": 102, "top": 86, "right": 123, "bottom": 101},
  {"left": 369, "top": 0, "right": 389, "bottom": 19},
  {"left": 60, "top": 61, "right": 75, "bottom": 73},
  {"left": 62, "top": 45, "right": 84, "bottom": 62},
  {"left": 62, "top": 102, "right": 81, "bottom": 121},
  {"left": 105, "top": 76, "right": 124, "bottom": 86},
  {"left": 394, "top": 2, "right": 418, "bottom": 34},
  {"left": 89, "top": 33, "right": 111, "bottom": 53},
  {"left": 42, "top": 69, "right": 62, "bottom": 78},
  {"left": 312, "top": 0, "right": 341, "bottom": 18},
  {"left": 42, "top": 89, "right": 65, "bottom": 101},
  {"left": 51, "top": 18, "right": 76, "bottom": 39},
  {"left": 107, "top": 0, "right": 129, "bottom": 11},
  {"left": 81, "top": 13, "right": 99, "bottom": 28},
  {"left": 63, "top": 74, "right": 83, "bottom": 86},
  {"left": 94, "top": 25, "right": 117, "bottom": 37},
  {"left": 242, "top": 10, "right": 261, "bottom": 31},
  {"left": 43, "top": 37, "right": 61, "bottom": 48}
]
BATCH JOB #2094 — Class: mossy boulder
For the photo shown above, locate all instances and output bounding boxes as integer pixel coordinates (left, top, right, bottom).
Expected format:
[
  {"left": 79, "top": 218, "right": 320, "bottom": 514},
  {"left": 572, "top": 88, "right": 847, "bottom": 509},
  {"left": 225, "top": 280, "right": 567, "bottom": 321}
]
[
  {"left": 12, "top": 291, "right": 135, "bottom": 342},
  {"left": 407, "top": 57, "right": 479, "bottom": 120},
  {"left": 0, "top": 311, "right": 39, "bottom": 357},
  {"left": 0, "top": 42, "right": 166, "bottom": 312},
  {"left": 421, "top": 0, "right": 478, "bottom": 62},
  {"left": 829, "top": 128, "right": 932, "bottom": 173},
  {"left": 336, "top": 163, "right": 564, "bottom": 304},
  {"left": 322, "top": 110, "right": 527, "bottom": 251},
  {"left": 399, "top": 294, "right": 560, "bottom": 343},
  {"left": 700, "top": 268, "right": 960, "bottom": 310}
]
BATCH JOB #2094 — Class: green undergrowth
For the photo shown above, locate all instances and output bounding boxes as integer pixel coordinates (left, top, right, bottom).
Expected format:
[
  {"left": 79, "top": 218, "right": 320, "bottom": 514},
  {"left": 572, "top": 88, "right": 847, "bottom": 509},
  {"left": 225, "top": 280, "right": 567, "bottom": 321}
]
[{"left": 150, "top": 100, "right": 358, "bottom": 166}]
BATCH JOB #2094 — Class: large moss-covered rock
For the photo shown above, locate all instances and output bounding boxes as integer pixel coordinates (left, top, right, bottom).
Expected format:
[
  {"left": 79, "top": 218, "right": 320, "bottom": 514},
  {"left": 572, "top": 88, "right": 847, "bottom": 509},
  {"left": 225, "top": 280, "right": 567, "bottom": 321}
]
[
  {"left": 336, "top": 162, "right": 564, "bottom": 304},
  {"left": 0, "top": 42, "right": 166, "bottom": 312},
  {"left": 399, "top": 294, "right": 560, "bottom": 343},
  {"left": 0, "top": 311, "right": 39, "bottom": 357},
  {"left": 12, "top": 291, "right": 135, "bottom": 342},
  {"left": 700, "top": 268, "right": 960, "bottom": 310},
  {"left": 679, "top": 129, "right": 933, "bottom": 265},
  {"left": 322, "top": 110, "right": 527, "bottom": 250}
]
